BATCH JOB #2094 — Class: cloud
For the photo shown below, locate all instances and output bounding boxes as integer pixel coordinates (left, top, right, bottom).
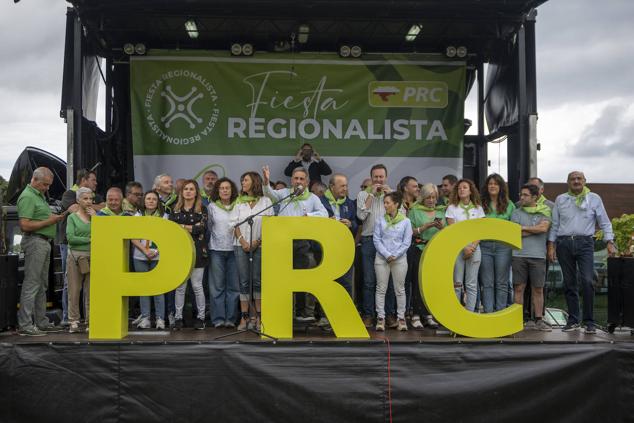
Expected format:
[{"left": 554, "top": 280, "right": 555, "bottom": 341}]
[
  {"left": 536, "top": 0, "right": 634, "bottom": 107},
  {"left": 569, "top": 101, "right": 634, "bottom": 157}
]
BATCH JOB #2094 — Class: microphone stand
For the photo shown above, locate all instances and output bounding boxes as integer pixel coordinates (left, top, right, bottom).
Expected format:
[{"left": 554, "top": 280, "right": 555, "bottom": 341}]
[{"left": 214, "top": 188, "right": 298, "bottom": 341}]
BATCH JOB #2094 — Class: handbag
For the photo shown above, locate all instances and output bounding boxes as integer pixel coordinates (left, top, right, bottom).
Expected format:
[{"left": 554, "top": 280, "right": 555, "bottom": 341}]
[
  {"left": 77, "top": 255, "right": 91, "bottom": 275},
  {"left": 70, "top": 250, "right": 91, "bottom": 275}
]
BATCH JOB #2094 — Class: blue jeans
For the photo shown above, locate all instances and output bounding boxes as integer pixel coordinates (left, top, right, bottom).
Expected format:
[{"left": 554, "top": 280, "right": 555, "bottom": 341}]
[
  {"left": 556, "top": 236, "right": 595, "bottom": 325},
  {"left": 133, "top": 259, "right": 165, "bottom": 320},
  {"left": 479, "top": 241, "right": 512, "bottom": 312},
  {"left": 210, "top": 250, "right": 240, "bottom": 326},
  {"left": 360, "top": 236, "right": 395, "bottom": 317},
  {"left": 60, "top": 243, "right": 68, "bottom": 321},
  {"left": 453, "top": 246, "right": 481, "bottom": 312}
]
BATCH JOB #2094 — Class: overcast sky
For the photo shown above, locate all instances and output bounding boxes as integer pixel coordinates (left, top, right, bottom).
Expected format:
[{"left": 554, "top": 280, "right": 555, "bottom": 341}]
[{"left": 0, "top": 0, "right": 632, "bottom": 184}]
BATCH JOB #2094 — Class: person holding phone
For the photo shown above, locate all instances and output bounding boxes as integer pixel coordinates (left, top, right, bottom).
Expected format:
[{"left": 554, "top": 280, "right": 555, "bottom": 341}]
[
  {"left": 284, "top": 143, "right": 332, "bottom": 185},
  {"left": 407, "top": 183, "right": 445, "bottom": 329}
]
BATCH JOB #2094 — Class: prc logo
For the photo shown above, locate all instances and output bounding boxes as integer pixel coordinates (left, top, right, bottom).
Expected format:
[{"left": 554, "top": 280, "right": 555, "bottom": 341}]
[
  {"left": 368, "top": 81, "right": 448, "bottom": 109},
  {"left": 144, "top": 69, "right": 220, "bottom": 145}
]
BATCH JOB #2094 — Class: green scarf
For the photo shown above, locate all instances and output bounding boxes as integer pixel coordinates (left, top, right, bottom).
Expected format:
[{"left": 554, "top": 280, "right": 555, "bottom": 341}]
[
  {"left": 537, "top": 195, "right": 548, "bottom": 205},
  {"left": 522, "top": 204, "right": 552, "bottom": 218},
  {"left": 236, "top": 194, "right": 258, "bottom": 204},
  {"left": 568, "top": 186, "right": 590, "bottom": 207},
  {"left": 122, "top": 199, "right": 137, "bottom": 214},
  {"left": 324, "top": 189, "right": 346, "bottom": 208},
  {"left": 214, "top": 199, "right": 236, "bottom": 212},
  {"left": 364, "top": 186, "right": 384, "bottom": 198},
  {"left": 162, "top": 192, "right": 177, "bottom": 209},
  {"left": 410, "top": 202, "right": 443, "bottom": 212},
  {"left": 385, "top": 212, "right": 406, "bottom": 228},
  {"left": 459, "top": 202, "right": 476, "bottom": 219},
  {"left": 143, "top": 209, "right": 161, "bottom": 217},
  {"left": 99, "top": 207, "right": 122, "bottom": 216},
  {"left": 289, "top": 187, "right": 311, "bottom": 203}
]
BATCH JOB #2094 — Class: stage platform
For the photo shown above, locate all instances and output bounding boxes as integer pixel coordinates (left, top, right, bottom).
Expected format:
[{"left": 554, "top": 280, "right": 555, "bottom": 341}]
[{"left": 2, "top": 326, "right": 634, "bottom": 423}]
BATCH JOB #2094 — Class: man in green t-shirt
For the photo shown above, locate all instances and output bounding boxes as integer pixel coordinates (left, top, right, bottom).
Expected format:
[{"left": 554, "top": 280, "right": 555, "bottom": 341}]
[{"left": 17, "top": 167, "right": 66, "bottom": 336}]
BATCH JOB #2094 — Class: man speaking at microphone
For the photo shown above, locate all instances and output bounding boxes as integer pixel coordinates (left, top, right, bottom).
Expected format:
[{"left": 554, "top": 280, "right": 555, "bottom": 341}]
[{"left": 263, "top": 165, "right": 328, "bottom": 322}]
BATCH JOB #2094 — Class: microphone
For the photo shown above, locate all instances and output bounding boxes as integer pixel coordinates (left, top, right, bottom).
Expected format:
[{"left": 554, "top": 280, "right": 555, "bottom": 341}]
[{"left": 292, "top": 184, "right": 304, "bottom": 196}]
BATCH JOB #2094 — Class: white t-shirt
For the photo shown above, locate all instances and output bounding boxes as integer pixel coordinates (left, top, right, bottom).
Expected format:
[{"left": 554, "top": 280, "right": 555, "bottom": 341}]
[
  {"left": 131, "top": 212, "right": 169, "bottom": 261},
  {"left": 445, "top": 204, "right": 485, "bottom": 222},
  {"left": 230, "top": 197, "right": 273, "bottom": 246}
]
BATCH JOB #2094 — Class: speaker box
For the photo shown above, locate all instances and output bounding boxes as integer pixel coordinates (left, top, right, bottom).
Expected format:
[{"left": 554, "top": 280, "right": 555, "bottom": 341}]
[{"left": 0, "top": 254, "right": 19, "bottom": 330}]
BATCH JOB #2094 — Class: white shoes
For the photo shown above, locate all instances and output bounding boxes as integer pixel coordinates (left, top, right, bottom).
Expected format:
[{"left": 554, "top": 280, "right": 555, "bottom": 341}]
[
  {"left": 155, "top": 318, "right": 166, "bottom": 330},
  {"left": 137, "top": 317, "right": 151, "bottom": 329},
  {"left": 411, "top": 315, "right": 424, "bottom": 329}
]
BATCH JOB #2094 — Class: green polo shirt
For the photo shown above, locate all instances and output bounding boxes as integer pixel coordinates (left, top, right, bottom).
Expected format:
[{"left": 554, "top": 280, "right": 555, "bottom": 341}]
[{"left": 17, "top": 184, "right": 56, "bottom": 239}]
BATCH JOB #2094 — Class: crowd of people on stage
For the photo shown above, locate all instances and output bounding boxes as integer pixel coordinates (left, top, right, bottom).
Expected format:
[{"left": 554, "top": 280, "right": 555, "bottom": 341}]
[{"left": 15, "top": 142, "right": 616, "bottom": 336}]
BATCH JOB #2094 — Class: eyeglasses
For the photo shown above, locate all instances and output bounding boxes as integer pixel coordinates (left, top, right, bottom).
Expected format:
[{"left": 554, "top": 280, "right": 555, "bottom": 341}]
[{"left": 131, "top": 192, "right": 143, "bottom": 197}]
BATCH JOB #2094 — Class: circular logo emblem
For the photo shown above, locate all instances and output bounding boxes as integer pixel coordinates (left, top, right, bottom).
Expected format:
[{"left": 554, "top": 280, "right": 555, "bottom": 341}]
[{"left": 144, "top": 69, "right": 220, "bottom": 145}]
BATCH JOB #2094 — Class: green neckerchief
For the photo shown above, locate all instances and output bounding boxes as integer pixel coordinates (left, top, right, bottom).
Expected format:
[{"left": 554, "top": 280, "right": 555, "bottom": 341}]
[
  {"left": 410, "top": 202, "right": 443, "bottom": 212},
  {"left": 364, "top": 186, "right": 384, "bottom": 198},
  {"left": 201, "top": 191, "right": 211, "bottom": 201},
  {"left": 236, "top": 194, "right": 258, "bottom": 204},
  {"left": 71, "top": 184, "right": 79, "bottom": 192},
  {"left": 99, "top": 207, "right": 122, "bottom": 216},
  {"left": 522, "top": 204, "right": 552, "bottom": 218},
  {"left": 122, "top": 199, "right": 137, "bottom": 214},
  {"left": 288, "top": 187, "right": 311, "bottom": 211},
  {"left": 385, "top": 212, "right": 406, "bottom": 228},
  {"left": 143, "top": 209, "right": 161, "bottom": 217},
  {"left": 214, "top": 199, "right": 236, "bottom": 212},
  {"left": 537, "top": 195, "right": 548, "bottom": 205},
  {"left": 568, "top": 186, "right": 590, "bottom": 207},
  {"left": 162, "top": 192, "right": 177, "bottom": 207},
  {"left": 459, "top": 202, "right": 476, "bottom": 219},
  {"left": 324, "top": 189, "right": 346, "bottom": 207}
]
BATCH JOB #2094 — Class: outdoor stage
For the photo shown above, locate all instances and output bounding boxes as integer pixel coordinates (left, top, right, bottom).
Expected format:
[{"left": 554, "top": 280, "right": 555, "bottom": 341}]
[{"left": 1, "top": 326, "right": 633, "bottom": 422}]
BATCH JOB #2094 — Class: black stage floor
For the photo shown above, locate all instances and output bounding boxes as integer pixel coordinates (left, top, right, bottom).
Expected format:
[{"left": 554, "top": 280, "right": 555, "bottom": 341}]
[
  {"left": 1, "top": 323, "right": 632, "bottom": 344},
  {"left": 2, "top": 326, "right": 634, "bottom": 423}
]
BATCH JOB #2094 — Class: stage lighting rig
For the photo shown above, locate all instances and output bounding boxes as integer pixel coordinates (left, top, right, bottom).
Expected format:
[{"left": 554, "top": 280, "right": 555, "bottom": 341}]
[{"left": 184, "top": 20, "right": 199, "bottom": 39}]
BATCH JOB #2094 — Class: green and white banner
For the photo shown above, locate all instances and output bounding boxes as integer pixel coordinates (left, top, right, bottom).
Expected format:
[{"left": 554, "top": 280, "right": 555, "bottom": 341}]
[{"left": 131, "top": 52, "right": 465, "bottom": 191}]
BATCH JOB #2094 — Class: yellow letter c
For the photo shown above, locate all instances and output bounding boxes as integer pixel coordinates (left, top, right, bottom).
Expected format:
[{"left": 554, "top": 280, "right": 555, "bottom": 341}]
[{"left": 420, "top": 219, "right": 523, "bottom": 338}]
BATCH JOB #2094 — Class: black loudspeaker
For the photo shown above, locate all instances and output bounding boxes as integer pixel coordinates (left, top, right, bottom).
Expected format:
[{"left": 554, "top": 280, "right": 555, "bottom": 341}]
[
  {"left": 0, "top": 254, "right": 19, "bottom": 330},
  {"left": 607, "top": 257, "right": 634, "bottom": 330}
]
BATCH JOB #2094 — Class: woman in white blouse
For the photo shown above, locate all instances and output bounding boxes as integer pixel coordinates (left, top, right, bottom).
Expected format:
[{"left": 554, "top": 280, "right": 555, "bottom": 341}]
[
  {"left": 231, "top": 171, "right": 273, "bottom": 331},
  {"left": 207, "top": 177, "right": 240, "bottom": 328},
  {"left": 444, "top": 179, "right": 485, "bottom": 312}
]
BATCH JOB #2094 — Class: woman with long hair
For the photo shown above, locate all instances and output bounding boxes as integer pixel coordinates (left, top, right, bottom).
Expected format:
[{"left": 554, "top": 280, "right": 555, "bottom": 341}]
[
  {"left": 66, "top": 187, "right": 94, "bottom": 333},
  {"left": 231, "top": 172, "right": 273, "bottom": 330},
  {"left": 207, "top": 177, "right": 240, "bottom": 328},
  {"left": 479, "top": 173, "right": 516, "bottom": 312},
  {"left": 131, "top": 191, "right": 168, "bottom": 329},
  {"left": 373, "top": 192, "right": 412, "bottom": 332},
  {"left": 445, "top": 179, "right": 485, "bottom": 312},
  {"left": 170, "top": 180, "right": 209, "bottom": 330}
]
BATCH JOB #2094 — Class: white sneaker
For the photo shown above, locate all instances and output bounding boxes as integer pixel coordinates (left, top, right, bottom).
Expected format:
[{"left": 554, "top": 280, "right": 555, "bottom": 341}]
[
  {"left": 411, "top": 315, "right": 424, "bottom": 329},
  {"left": 375, "top": 318, "right": 385, "bottom": 332},
  {"left": 131, "top": 314, "right": 144, "bottom": 326},
  {"left": 69, "top": 321, "right": 80, "bottom": 333},
  {"left": 424, "top": 315, "right": 439, "bottom": 329},
  {"left": 397, "top": 319, "right": 408, "bottom": 331},
  {"left": 316, "top": 317, "right": 330, "bottom": 327},
  {"left": 137, "top": 317, "right": 151, "bottom": 329},
  {"left": 155, "top": 318, "right": 166, "bottom": 330}
]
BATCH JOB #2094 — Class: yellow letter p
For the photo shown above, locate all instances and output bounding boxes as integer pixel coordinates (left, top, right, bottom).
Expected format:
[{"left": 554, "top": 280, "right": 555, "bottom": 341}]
[{"left": 89, "top": 216, "right": 195, "bottom": 340}]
